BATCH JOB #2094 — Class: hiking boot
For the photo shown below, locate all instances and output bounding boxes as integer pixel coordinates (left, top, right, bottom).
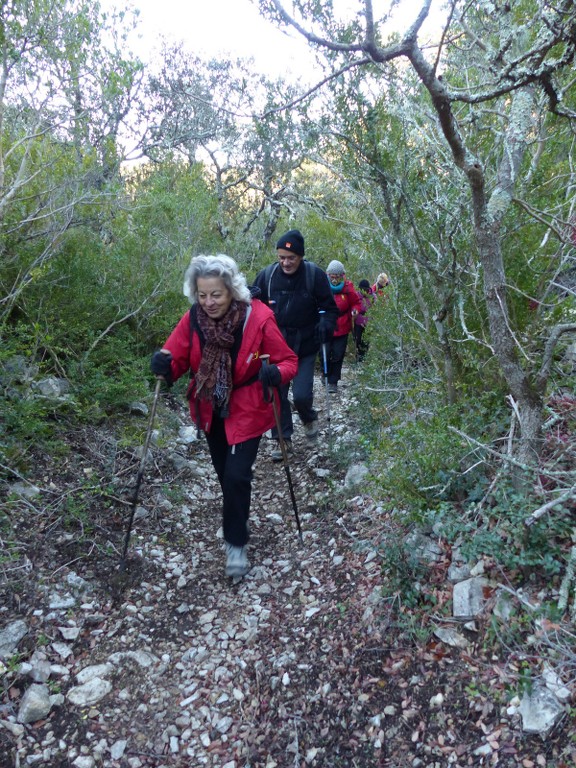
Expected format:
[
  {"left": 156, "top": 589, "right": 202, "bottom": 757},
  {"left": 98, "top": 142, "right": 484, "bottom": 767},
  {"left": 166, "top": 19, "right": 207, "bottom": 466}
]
[
  {"left": 271, "top": 439, "right": 292, "bottom": 462},
  {"left": 225, "top": 543, "right": 249, "bottom": 578},
  {"left": 328, "top": 383, "right": 338, "bottom": 394},
  {"left": 303, "top": 420, "right": 319, "bottom": 439}
]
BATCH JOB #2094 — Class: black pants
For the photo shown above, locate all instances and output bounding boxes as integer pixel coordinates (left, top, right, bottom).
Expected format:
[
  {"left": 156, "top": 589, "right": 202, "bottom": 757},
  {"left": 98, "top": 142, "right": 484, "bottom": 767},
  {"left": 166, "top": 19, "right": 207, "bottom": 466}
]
[
  {"left": 326, "top": 334, "right": 349, "bottom": 385},
  {"left": 205, "top": 414, "right": 261, "bottom": 547},
  {"left": 273, "top": 351, "right": 317, "bottom": 439},
  {"left": 353, "top": 325, "right": 369, "bottom": 361}
]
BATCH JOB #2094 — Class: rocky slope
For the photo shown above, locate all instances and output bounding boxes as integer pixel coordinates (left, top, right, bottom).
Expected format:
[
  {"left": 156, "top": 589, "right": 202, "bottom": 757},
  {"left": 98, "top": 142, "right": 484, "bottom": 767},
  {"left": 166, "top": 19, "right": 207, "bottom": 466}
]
[{"left": 0, "top": 368, "right": 574, "bottom": 767}]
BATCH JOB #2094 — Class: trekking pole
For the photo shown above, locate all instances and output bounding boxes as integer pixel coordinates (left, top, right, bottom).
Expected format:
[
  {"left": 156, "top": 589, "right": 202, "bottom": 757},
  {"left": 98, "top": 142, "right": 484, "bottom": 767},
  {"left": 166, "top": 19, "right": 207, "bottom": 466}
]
[
  {"left": 261, "top": 355, "right": 303, "bottom": 542},
  {"left": 119, "top": 377, "right": 162, "bottom": 571},
  {"left": 318, "top": 311, "right": 332, "bottom": 443}
]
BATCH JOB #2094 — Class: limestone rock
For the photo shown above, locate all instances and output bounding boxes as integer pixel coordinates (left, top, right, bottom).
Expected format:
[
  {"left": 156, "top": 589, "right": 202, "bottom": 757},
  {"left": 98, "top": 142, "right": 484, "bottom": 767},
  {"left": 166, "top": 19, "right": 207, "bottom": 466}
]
[
  {"left": 519, "top": 682, "right": 565, "bottom": 736},
  {"left": 0, "top": 619, "right": 28, "bottom": 659},
  {"left": 452, "top": 577, "right": 487, "bottom": 619},
  {"left": 67, "top": 677, "right": 113, "bottom": 707},
  {"left": 17, "top": 684, "right": 52, "bottom": 724}
]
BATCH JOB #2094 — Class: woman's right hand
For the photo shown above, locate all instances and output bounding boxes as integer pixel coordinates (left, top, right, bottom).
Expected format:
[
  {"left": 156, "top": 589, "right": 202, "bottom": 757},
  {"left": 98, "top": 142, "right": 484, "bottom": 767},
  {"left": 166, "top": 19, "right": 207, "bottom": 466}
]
[{"left": 151, "top": 349, "right": 173, "bottom": 380}]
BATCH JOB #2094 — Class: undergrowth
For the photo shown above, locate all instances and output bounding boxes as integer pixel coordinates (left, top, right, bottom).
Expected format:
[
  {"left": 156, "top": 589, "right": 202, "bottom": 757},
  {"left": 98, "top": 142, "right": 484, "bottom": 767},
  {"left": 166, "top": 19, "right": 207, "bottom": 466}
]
[{"left": 350, "top": 348, "right": 576, "bottom": 675}]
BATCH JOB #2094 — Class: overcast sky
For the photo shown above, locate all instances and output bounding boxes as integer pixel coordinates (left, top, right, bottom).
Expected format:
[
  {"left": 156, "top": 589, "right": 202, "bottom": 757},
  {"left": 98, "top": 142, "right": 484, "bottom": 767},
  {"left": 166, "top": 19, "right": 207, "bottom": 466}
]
[
  {"left": 119, "top": 0, "right": 317, "bottom": 81},
  {"left": 112, "top": 1, "right": 445, "bottom": 82}
]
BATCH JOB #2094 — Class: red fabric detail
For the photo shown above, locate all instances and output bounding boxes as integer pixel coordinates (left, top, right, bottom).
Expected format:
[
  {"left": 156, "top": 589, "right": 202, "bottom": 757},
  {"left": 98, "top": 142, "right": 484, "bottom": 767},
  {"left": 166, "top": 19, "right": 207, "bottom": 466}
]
[
  {"left": 332, "top": 280, "right": 363, "bottom": 336},
  {"left": 163, "top": 300, "right": 298, "bottom": 443}
]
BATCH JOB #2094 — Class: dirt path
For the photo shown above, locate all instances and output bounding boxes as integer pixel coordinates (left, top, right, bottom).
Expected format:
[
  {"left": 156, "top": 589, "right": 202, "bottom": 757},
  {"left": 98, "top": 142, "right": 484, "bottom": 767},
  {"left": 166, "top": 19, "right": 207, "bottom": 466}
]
[{"left": 0, "top": 367, "right": 572, "bottom": 767}]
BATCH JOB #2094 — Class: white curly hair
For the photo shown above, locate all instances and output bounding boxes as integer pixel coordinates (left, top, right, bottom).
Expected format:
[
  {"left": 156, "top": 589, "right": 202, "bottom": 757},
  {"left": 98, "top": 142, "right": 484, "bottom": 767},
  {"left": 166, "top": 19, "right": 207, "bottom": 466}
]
[{"left": 183, "top": 254, "right": 252, "bottom": 304}]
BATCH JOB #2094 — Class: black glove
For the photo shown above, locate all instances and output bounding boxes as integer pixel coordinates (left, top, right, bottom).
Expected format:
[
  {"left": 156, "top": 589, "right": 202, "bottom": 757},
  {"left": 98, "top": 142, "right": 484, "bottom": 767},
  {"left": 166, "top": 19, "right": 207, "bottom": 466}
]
[
  {"left": 151, "top": 350, "right": 173, "bottom": 382},
  {"left": 259, "top": 363, "right": 281, "bottom": 388},
  {"left": 318, "top": 315, "right": 332, "bottom": 344}
]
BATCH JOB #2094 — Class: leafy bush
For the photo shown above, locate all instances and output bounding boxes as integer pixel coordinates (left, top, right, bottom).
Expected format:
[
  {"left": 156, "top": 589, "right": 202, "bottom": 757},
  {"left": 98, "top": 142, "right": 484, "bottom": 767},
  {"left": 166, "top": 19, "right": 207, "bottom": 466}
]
[
  {"left": 356, "top": 371, "right": 508, "bottom": 514},
  {"left": 71, "top": 346, "right": 151, "bottom": 418},
  {"left": 430, "top": 482, "right": 573, "bottom": 579}
]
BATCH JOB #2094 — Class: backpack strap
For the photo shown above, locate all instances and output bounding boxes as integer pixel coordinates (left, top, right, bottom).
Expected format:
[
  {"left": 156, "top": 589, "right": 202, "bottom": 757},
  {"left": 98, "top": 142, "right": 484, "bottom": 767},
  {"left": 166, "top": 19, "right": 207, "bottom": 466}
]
[
  {"left": 265, "top": 260, "right": 315, "bottom": 298},
  {"left": 189, "top": 304, "right": 202, "bottom": 344},
  {"left": 304, "top": 260, "right": 314, "bottom": 296},
  {"left": 186, "top": 306, "right": 202, "bottom": 437},
  {"left": 263, "top": 262, "right": 279, "bottom": 300}
]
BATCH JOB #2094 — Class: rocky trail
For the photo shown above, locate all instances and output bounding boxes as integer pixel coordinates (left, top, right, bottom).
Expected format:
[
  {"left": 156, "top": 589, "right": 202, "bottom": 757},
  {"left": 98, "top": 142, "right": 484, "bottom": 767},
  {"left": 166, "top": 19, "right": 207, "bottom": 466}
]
[{"left": 1, "top": 366, "right": 574, "bottom": 767}]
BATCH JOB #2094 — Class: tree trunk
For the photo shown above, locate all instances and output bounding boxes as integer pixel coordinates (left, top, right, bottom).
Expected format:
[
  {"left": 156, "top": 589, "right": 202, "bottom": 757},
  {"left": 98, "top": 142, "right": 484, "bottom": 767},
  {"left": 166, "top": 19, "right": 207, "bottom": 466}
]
[
  {"left": 477, "top": 219, "right": 544, "bottom": 465},
  {"left": 412, "top": 57, "right": 545, "bottom": 464}
]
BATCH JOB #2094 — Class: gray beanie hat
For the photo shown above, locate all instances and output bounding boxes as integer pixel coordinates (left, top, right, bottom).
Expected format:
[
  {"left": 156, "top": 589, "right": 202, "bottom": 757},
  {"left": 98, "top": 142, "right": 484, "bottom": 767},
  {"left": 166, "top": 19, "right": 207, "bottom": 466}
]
[{"left": 326, "top": 260, "right": 345, "bottom": 275}]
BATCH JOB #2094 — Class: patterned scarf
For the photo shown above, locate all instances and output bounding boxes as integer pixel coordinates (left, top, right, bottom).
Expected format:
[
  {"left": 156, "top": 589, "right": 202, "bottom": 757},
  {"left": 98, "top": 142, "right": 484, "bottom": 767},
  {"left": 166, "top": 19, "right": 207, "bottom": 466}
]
[{"left": 195, "top": 300, "right": 247, "bottom": 417}]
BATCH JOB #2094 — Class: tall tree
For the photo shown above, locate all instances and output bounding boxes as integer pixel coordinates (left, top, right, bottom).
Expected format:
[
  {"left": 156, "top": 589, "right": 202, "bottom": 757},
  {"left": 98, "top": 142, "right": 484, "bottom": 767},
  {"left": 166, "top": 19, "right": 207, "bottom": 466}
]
[
  {"left": 0, "top": 0, "right": 142, "bottom": 319},
  {"left": 258, "top": 0, "right": 576, "bottom": 467},
  {"left": 142, "top": 45, "right": 317, "bottom": 256}
]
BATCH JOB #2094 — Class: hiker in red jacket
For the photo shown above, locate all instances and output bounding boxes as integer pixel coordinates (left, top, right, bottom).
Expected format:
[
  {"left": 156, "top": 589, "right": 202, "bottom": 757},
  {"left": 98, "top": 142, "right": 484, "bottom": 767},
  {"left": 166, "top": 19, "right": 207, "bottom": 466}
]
[
  {"left": 324, "top": 260, "right": 363, "bottom": 393},
  {"left": 151, "top": 254, "right": 298, "bottom": 578},
  {"left": 371, "top": 272, "right": 390, "bottom": 296}
]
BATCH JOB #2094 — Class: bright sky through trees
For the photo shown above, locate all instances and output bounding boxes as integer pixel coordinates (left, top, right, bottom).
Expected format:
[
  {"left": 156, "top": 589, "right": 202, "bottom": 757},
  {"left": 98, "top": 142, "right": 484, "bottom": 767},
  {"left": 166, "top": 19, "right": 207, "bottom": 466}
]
[
  {"left": 115, "top": 0, "right": 317, "bottom": 80},
  {"left": 108, "top": 0, "right": 446, "bottom": 82}
]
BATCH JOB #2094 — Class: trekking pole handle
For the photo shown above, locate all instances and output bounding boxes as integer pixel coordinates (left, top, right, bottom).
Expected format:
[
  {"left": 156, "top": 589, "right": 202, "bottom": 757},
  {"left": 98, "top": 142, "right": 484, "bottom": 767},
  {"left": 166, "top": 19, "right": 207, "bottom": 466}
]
[{"left": 260, "top": 354, "right": 273, "bottom": 403}]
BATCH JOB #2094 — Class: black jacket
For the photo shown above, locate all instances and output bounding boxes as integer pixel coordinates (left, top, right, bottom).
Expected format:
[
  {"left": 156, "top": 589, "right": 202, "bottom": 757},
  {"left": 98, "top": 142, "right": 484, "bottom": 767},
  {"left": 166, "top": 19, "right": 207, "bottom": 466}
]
[{"left": 253, "top": 260, "right": 338, "bottom": 357}]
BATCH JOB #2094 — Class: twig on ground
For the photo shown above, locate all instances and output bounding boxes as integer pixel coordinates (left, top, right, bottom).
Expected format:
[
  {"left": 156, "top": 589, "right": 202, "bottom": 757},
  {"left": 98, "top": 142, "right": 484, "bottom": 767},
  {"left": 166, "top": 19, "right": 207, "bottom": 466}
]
[
  {"left": 50, "top": 544, "right": 96, "bottom": 576},
  {"left": 524, "top": 486, "right": 576, "bottom": 528}
]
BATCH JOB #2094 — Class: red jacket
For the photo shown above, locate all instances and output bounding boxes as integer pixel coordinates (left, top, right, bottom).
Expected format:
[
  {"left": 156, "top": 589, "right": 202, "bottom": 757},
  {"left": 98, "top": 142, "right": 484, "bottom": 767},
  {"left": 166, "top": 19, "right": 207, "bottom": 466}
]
[
  {"left": 371, "top": 283, "right": 389, "bottom": 297},
  {"left": 332, "top": 280, "right": 363, "bottom": 337},
  {"left": 162, "top": 299, "right": 298, "bottom": 444}
]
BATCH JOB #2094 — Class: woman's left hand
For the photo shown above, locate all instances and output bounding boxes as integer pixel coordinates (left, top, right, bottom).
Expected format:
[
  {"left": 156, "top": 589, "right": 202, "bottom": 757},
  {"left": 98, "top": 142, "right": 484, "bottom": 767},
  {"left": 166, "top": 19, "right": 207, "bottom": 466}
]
[{"left": 259, "top": 363, "right": 281, "bottom": 387}]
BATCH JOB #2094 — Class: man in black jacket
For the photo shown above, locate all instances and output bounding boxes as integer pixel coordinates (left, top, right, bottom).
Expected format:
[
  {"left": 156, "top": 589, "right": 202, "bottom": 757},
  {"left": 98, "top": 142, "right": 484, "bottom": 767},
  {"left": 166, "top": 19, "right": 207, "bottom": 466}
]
[{"left": 254, "top": 229, "right": 338, "bottom": 459}]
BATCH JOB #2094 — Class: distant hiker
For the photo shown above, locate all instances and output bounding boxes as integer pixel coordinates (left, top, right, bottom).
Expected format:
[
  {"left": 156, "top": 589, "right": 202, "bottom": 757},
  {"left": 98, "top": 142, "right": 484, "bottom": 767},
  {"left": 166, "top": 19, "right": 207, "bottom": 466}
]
[
  {"left": 253, "top": 229, "right": 338, "bottom": 461},
  {"left": 324, "top": 260, "right": 363, "bottom": 393},
  {"left": 372, "top": 272, "right": 390, "bottom": 296},
  {"left": 353, "top": 279, "right": 375, "bottom": 362},
  {"left": 151, "top": 254, "right": 298, "bottom": 578}
]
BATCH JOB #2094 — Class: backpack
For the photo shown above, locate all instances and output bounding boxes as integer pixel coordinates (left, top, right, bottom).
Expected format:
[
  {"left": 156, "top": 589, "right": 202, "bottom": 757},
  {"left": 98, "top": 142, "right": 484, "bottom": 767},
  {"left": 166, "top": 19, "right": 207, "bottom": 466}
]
[{"left": 262, "top": 260, "right": 315, "bottom": 300}]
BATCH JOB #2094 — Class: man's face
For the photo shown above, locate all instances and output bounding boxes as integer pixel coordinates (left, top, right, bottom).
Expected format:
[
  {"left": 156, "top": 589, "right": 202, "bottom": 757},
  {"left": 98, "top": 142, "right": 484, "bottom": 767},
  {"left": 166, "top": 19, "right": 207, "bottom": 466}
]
[{"left": 277, "top": 248, "right": 303, "bottom": 275}]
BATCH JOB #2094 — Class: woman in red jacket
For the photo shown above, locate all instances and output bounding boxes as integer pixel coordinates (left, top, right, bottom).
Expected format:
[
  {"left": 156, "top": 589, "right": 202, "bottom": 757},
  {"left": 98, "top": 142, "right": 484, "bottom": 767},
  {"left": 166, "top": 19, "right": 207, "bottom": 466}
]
[
  {"left": 151, "top": 254, "right": 298, "bottom": 578},
  {"left": 324, "top": 260, "right": 363, "bottom": 393}
]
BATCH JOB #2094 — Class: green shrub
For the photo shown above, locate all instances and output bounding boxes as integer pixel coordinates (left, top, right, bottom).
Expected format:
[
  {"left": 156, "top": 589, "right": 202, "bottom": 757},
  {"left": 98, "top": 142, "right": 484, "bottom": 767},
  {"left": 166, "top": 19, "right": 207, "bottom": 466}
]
[
  {"left": 432, "top": 483, "right": 572, "bottom": 579},
  {"left": 70, "top": 332, "right": 151, "bottom": 414}
]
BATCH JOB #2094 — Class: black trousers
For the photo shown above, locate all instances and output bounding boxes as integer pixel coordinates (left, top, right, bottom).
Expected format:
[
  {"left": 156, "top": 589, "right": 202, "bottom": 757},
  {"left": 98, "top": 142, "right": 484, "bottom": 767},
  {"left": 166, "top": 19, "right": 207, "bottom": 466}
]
[
  {"left": 205, "top": 414, "right": 261, "bottom": 547},
  {"left": 272, "top": 351, "right": 317, "bottom": 439},
  {"left": 326, "top": 333, "right": 349, "bottom": 385},
  {"left": 353, "top": 325, "right": 369, "bottom": 361}
]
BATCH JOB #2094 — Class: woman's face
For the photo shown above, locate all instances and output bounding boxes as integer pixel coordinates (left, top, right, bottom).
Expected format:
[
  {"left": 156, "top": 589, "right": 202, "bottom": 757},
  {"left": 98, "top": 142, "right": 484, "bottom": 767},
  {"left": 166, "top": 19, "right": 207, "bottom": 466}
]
[
  {"left": 328, "top": 272, "right": 344, "bottom": 285},
  {"left": 197, "top": 276, "right": 233, "bottom": 320}
]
